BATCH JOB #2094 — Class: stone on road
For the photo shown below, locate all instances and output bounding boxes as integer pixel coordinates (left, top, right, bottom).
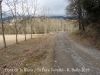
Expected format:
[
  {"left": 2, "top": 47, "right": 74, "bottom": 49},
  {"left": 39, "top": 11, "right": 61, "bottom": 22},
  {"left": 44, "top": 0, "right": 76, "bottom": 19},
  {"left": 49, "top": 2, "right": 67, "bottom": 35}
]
[{"left": 54, "top": 32, "right": 100, "bottom": 75}]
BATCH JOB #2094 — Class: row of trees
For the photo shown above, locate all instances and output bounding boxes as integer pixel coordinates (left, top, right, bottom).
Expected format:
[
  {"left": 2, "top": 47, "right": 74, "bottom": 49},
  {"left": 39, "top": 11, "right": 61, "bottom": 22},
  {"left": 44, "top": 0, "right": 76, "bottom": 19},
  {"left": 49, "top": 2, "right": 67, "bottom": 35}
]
[
  {"left": 0, "top": 18, "right": 63, "bottom": 34},
  {"left": 0, "top": 18, "right": 78, "bottom": 34},
  {"left": 66, "top": 0, "right": 100, "bottom": 31},
  {"left": 0, "top": 17, "right": 78, "bottom": 48},
  {"left": 0, "top": 0, "right": 79, "bottom": 48},
  {"left": 0, "top": 0, "right": 41, "bottom": 48}
]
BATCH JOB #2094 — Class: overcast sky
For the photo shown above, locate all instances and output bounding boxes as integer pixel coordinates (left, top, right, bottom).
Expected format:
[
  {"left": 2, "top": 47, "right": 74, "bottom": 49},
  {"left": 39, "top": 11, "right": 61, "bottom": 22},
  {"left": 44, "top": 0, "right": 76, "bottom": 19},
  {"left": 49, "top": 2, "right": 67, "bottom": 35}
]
[
  {"left": 2, "top": 0, "right": 68, "bottom": 17},
  {"left": 40, "top": 0, "right": 68, "bottom": 16}
]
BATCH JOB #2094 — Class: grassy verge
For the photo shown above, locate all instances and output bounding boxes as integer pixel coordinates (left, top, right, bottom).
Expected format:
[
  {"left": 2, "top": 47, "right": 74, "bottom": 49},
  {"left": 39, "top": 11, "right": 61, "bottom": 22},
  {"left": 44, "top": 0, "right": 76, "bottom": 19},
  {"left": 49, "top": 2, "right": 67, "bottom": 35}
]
[{"left": 0, "top": 34, "right": 55, "bottom": 75}]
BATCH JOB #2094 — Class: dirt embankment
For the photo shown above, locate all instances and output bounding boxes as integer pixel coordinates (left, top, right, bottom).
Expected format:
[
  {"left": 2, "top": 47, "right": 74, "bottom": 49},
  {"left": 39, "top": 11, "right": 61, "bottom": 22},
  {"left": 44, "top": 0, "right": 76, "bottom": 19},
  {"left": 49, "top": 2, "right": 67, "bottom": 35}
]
[{"left": 69, "top": 25, "right": 100, "bottom": 50}]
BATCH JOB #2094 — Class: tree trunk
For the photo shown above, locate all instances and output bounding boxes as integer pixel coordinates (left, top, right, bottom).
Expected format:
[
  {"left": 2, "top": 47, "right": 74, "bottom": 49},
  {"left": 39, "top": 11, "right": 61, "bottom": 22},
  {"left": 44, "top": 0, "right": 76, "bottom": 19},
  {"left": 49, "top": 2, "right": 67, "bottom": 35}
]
[
  {"left": 24, "top": 24, "right": 26, "bottom": 41},
  {"left": 0, "top": 2, "right": 6, "bottom": 48},
  {"left": 78, "top": 15, "right": 82, "bottom": 30},
  {"left": 15, "top": 21, "right": 18, "bottom": 44},
  {"left": 30, "top": 18, "right": 33, "bottom": 39},
  {"left": 14, "top": 2, "right": 18, "bottom": 44},
  {"left": 78, "top": 0, "right": 85, "bottom": 31},
  {"left": 31, "top": 24, "right": 33, "bottom": 39},
  {"left": 81, "top": 16, "right": 85, "bottom": 31}
]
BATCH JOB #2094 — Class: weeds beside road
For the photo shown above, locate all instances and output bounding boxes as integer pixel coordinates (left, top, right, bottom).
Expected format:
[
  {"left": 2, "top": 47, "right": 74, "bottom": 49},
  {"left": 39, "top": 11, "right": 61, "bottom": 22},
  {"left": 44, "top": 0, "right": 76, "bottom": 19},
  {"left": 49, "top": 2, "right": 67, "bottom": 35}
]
[{"left": 0, "top": 34, "right": 55, "bottom": 75}]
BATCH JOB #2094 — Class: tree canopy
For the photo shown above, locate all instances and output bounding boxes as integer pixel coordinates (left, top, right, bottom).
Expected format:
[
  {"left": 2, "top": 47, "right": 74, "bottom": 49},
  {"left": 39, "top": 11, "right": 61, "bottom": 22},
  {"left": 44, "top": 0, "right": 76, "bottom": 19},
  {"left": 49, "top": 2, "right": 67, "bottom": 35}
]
[
  {"left": 82, "top": 0, "right": 100, "bottom": 22},
  {"left": 66, "top": 0, "right": 100, "bottom": 31}
]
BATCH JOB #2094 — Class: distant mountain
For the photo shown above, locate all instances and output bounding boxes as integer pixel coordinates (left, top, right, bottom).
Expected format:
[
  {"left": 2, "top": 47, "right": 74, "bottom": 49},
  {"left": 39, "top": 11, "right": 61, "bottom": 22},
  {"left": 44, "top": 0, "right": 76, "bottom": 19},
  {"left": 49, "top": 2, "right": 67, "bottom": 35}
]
[
  {"left": 3, "top": 16, "right": 13, "bottom": 21},
  {"left": 2, "top": 15, "right": 78, "bottom": 21},
  {"left": 47, "top": 16, "right": 78, "bottom": 19},
  {"left": 48, "top": 16, "right": 66, "bottom": 19},
  {"left": 66, "top": 16, "right": 78, "bottom": 20},
  {"left": 2, "top": 16, "right": 23, "bottom": 21}
]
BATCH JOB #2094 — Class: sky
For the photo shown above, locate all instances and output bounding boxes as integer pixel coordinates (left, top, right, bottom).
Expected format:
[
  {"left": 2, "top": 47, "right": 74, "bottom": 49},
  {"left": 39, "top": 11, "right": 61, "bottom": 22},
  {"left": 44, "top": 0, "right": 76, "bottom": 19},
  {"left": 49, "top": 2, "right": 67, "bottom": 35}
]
[
  {"left": 40, "top": 0, "right": 68, "bottom": 16},
  {"left": 2, "top": 0, "right": 69, "bottom": 17}
]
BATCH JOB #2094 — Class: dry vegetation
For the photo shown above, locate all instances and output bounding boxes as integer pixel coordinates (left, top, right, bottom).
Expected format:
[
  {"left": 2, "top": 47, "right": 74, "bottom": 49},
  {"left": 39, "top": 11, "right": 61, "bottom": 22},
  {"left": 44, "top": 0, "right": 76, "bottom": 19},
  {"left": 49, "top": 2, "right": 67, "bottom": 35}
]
[
  {"left": 0, "top": 34, "right": 55, "bottom": 75},
  {"left": 0, "top": 18, "right": 79, "bottom": 48},
  {"left": 0, "top": 18, "right": 79, "bottom": 34},
  {"left": 0, "top": 18, "right": 79, "bottom": 75},
  {"left": 69, "top": 25, "right": 100, "bottom": 50},
  {"left": 0, "top": 34, "right": 44, "bottom": 49}
]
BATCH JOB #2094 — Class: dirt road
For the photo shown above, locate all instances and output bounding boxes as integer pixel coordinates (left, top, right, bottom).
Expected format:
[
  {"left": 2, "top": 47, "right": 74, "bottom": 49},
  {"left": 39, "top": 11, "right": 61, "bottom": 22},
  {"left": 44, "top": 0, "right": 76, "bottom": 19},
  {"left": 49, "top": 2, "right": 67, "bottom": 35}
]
[{"left": 54, "top": 32, "right": 100, "bottom": 75}]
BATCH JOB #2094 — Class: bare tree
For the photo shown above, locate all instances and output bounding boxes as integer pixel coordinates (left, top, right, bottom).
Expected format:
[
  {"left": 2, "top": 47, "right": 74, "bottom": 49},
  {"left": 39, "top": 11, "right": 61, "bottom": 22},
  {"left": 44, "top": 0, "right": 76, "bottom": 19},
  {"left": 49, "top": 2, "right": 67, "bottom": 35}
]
[
  {"left": 40, "top": 6, "right": 49, "bottom": 33},
  {"left": 14, "top": 0, "right": 18, "bottom": 43},
  {"left": 5, "top": 0, "right": 19, "bottom": 43},
  {"left": 0, "top": 0, "right": 6, "bottom": 48},
  {"left": 31, "top": 0, "right": 39, "bottom": 36},
  {"left": 25, "top": 0, "right": 39, "bottom": 38},
  {"left": 21, "top": 0, "right": 27, "bottom": 40},
  {"left": 66, "top": 0, "right": 85, "bottom": 31}
]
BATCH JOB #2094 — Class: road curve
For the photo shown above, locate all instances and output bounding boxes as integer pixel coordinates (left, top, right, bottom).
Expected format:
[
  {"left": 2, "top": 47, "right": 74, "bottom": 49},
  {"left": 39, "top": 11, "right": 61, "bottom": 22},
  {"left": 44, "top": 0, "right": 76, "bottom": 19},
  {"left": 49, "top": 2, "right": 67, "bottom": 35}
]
[{"left": 54, "top": 32, "right": 100, "bottom": 75}]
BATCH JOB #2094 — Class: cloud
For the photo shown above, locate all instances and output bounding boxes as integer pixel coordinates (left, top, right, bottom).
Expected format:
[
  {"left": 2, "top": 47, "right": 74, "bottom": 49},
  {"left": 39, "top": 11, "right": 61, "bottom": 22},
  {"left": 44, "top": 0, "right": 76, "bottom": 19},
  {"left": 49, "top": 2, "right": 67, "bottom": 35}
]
[
  {"left": 2, "top": 0, "right": 68, "bottom": 16},
  {"left": 40, "top": 0, "right": 68, "bottom": 16}
]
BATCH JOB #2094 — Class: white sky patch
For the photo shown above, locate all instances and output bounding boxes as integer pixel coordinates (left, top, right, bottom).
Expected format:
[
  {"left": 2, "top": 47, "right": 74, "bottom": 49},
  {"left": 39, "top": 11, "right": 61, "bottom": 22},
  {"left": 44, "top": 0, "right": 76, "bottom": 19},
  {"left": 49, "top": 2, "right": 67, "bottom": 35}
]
[
  {"left": 40, "top": 0, "right": 68, "bottom": 16},
  {"left": 2, "top": 0, "right": 68, "bottom": 17}
]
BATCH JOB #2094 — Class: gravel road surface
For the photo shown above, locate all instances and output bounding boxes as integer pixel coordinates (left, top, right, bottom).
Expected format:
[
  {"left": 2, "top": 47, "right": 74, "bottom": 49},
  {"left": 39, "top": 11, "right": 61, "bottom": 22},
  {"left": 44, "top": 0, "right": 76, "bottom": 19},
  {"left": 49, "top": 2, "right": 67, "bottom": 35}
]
[{"left": 54, "top": 32, "right": 100, "bottom": 75}]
